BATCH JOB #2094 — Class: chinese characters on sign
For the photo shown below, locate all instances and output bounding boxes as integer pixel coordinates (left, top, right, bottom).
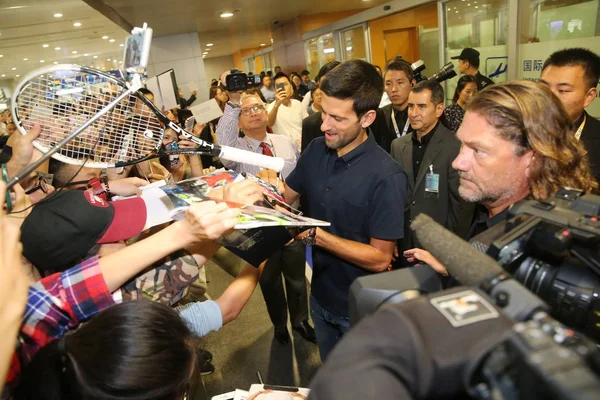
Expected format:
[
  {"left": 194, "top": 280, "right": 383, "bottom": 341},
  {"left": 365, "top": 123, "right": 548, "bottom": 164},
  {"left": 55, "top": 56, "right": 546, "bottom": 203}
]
[{"left": 523, "top": 59, "right": 544, "bottom": 72}]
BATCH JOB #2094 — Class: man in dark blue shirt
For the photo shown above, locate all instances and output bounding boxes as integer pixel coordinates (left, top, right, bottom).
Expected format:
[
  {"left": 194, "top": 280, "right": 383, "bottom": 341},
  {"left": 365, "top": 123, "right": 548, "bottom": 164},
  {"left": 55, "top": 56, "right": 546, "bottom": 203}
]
[{"left": 284, "top": 60, "right": 408, "bottom": 360}]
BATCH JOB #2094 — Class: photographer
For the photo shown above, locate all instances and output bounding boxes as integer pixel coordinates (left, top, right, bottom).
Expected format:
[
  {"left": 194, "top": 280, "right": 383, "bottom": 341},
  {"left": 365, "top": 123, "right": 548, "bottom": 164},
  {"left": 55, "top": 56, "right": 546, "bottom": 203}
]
[
  {"left": 267, "top": 72, "right": 308, "bottom": 149},
  {"left": 403, "top": 81, "right": 597, "bottom": 274}
]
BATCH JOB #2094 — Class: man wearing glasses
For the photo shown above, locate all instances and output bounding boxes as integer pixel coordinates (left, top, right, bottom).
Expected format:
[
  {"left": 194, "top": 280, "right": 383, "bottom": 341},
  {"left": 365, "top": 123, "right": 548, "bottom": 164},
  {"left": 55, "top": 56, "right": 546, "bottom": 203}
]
[{"left": 216, "top": 76, "right": 317, "bottom": 345}]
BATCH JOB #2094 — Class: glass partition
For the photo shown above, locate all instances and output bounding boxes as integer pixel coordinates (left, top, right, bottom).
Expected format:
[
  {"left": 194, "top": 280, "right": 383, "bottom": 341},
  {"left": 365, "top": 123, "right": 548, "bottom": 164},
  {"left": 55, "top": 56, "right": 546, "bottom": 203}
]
[
  {"left": 305, "top": 32, "right": 338, "bottom": 78},
  {"left": 442, "top": 0, "right": 509, "bottom": 102},
  {"left": 340, "top": 24, "right": 368, "bottom": 62},
  {"left": 518, "top": 0, "right": 600, "bottom": 117}
]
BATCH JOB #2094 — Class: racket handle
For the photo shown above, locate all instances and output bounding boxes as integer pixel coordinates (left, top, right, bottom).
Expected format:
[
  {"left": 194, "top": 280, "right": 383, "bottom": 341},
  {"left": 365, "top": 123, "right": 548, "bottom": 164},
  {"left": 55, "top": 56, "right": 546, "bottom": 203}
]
[{"left": 217, "top": 145, "right": 285, "bottom": 173}]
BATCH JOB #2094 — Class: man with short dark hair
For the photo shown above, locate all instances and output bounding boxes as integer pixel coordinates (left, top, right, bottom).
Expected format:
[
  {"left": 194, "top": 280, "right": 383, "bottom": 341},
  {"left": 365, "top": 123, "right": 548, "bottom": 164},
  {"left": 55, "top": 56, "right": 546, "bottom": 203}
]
[
  {"left": 301, "top": 61, "right": 341, "bottom": 151},
  {"left": 370, "top": 58, "right": 416, "bottom": 153},
  {"left": 285, "top": 60, "right": 408, "bottom": 360},
  {"left": 540, "top": 47, "right": 600, "bottom": 183},
  {"left": 300, "top": 69, "right": 316, "bottom": 93},
  {"left": 267, "top": 72, "right": 308, "bottom": 148},
  {"left": 274, "top": 66, "right": 282, "bottom": 74},
  {"left": 451, "top": 48, "right": 494, "bottom": 91},
  {"left": 390, "top": 80, "right": 468, "bottom": 258},
  {"left": 260, "top": 75, "right": 276, "bottom": 103}
]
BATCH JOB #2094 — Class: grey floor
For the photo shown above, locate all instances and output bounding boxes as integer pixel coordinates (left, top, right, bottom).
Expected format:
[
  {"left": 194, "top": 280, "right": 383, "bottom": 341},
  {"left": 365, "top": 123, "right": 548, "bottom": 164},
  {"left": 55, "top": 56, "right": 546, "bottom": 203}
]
[{"left": 198, "top": 256, "right": 322, "bottom": 398}]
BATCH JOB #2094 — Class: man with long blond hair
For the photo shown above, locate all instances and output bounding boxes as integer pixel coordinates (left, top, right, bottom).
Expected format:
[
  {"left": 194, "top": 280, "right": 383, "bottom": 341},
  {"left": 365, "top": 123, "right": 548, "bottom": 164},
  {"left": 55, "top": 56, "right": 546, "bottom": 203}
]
[{"left": 403, "top": 80, "right": 597, "bottom": 273}]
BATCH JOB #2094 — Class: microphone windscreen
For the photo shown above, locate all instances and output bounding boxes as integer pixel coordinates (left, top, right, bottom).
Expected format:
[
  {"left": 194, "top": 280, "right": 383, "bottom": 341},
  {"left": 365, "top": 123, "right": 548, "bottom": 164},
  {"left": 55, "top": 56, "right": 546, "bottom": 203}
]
[{"left": 411, "top": 214, "right": 505, "bottom": 286}]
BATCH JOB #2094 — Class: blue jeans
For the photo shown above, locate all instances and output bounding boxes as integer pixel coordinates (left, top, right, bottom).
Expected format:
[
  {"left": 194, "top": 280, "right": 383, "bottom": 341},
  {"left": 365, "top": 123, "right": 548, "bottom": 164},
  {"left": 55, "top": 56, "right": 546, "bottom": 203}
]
[{"left": 310, "top": 296, "right": 350, "bottom": 361}]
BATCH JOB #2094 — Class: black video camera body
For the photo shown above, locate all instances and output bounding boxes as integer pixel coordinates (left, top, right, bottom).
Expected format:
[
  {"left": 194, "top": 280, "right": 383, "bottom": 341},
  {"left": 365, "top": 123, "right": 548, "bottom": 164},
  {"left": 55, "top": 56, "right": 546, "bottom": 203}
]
[
  {"left": 409, "top": 59, "right": 457, "bottom": 83},
  {"left": 225, "top": 69, "right": 262, "bottom": 92},
  {"left": 481, "top": 188, "right": 600, "bottom": 341}
]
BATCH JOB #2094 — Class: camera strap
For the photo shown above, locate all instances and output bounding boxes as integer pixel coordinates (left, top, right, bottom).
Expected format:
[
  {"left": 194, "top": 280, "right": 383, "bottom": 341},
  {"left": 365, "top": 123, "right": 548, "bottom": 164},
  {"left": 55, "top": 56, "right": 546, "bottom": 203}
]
[{"left": 391, "top": 108, "right": 411, "bottom": 138}]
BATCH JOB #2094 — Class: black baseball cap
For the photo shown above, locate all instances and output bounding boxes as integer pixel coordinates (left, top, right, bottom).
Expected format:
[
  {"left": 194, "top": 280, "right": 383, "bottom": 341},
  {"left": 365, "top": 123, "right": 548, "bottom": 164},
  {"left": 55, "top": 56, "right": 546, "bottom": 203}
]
[
  {"left": 451, "top": 48, "right": 480, "bottom": 65},
  {"left": 21, "top": 190, "right": 147, "bottom": 274}
]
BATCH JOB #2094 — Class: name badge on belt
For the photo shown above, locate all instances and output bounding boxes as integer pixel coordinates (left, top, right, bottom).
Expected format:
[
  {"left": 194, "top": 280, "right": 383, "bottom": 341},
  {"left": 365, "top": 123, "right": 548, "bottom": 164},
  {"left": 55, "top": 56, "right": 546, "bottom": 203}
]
[{"left": 425, "top": 165, "right": 439, "bottom": 197}]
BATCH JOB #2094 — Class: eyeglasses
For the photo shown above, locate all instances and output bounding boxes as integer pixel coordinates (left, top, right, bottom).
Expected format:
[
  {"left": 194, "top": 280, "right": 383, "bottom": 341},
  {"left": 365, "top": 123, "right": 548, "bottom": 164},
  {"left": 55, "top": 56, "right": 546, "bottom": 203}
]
[
  {"left": 240, "top": 105, "right": 265, "bottom": 116},
  {"left": 25, "top": 172, "right": 54, "bottom": 195}
]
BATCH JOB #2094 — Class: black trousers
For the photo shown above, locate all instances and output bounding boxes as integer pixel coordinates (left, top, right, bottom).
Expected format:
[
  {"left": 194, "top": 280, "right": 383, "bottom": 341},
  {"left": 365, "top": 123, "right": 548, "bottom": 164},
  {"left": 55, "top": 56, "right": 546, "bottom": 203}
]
[{"left": 259, "top": 240, "right": 309, "bottom": 329}]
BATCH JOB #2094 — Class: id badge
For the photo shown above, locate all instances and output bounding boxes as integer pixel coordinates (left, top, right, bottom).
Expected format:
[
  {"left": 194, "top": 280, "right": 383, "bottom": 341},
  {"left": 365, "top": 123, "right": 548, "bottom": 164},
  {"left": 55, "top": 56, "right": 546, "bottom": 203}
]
[{"left": 425, "top": 173, "right": 440, "bottom": 197}]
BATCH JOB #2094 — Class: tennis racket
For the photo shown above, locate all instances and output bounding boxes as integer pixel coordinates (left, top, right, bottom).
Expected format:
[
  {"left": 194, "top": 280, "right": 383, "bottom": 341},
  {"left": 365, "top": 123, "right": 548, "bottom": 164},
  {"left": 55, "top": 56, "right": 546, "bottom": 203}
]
[{"left": 10, "top": 64, "right": 284, "bottom": 172}]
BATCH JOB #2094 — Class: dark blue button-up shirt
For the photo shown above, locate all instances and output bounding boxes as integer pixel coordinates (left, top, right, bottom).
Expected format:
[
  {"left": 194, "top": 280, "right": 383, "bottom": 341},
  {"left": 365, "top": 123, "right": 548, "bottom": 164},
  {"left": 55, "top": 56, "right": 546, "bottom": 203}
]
[{"left": 287, "top": 133, "right": 408, "bottom": 316}]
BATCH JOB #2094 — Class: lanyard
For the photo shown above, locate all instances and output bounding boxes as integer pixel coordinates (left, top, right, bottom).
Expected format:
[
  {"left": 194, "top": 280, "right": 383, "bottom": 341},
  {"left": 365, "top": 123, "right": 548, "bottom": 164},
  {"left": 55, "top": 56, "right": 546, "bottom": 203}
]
[
  {"left": 391, "top": 108, "right": 411, "bottom": 138},
  {"left": 575, "top": 114, "right": 586, "bottom": 141}
]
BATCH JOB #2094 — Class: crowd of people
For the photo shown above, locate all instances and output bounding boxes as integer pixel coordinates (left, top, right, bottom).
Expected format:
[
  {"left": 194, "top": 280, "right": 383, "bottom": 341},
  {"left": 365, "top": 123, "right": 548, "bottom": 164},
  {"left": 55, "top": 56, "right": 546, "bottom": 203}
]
[{"left": 0, "top": 45, "right": 598, "bottom": 399}]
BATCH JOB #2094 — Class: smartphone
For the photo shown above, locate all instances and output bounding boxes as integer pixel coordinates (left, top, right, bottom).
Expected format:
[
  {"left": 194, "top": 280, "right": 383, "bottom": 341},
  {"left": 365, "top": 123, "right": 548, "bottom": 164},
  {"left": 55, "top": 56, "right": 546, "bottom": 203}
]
[
  {"left": 122, "top": 25, "right": 153, "bottom": 73},
  {"left": 276, "top": 82, "right": 285, "bottom": 92}
]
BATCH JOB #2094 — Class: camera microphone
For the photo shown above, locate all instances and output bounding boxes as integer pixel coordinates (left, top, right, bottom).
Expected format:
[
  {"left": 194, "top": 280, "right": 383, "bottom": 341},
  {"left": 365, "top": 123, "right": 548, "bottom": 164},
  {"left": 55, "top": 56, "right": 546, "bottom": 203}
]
[{"left": 411, "top": 214, "right": 548, "bottom": 321}]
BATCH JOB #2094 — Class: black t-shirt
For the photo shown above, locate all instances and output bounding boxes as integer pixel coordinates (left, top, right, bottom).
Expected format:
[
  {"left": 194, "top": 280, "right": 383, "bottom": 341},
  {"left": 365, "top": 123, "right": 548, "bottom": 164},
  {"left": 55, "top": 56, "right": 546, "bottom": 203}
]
[
  {"left": 467, "top": 205, "right": 510, "bottom": 239},
  {"left": 286, "top": 133, "right": 408, "bottom": 316},
  {"left": 475, "top": 71, "right": 495, "bottom": 91}
]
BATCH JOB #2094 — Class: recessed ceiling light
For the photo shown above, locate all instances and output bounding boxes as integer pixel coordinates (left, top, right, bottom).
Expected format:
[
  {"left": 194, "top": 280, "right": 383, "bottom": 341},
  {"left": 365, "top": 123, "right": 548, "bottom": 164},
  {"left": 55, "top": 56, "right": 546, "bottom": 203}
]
[
  {"left": 15, "top": 74, "right": 20, "bottom": 77},
  {"left": 93, "top": 55, "right": 98, "bottom": 59},
  {"left": 11, "top": 68, "right": 16, "bottom": 70},
  {"left": 102, "top": 35, "right": 108, "bottom": 40},
  {"left": 475, "top": 5, "right": 479, "bottom": 8},
  {"left": 53, "top": 61, "right": 59, "bottom": 64},
  {"left": 72, "top": 51, "right": 77, "bottom": 54},
  {"left": 55, "top": 47, "right": 61, "bottom": 50},
  {"left": 119, "top": 43, "right": 124, "bottom": 47},
  {"left": 107, "top": 58, "right": 111, "bottom": 61},
  {"left": 0, "top": 55, "right": 3, "bottom": 57},
  {"left": 73, "top": 22, "right": 81, "bottom": 27},
  {"left": 42, "top": 44, "right": 49, "bottom": 48},
  {"left": 23, "top": 58, "right": 28, "bottom": 61},
  {"left": 260, "top": 43, "right": 266, "bottom": 46},
  {"left": 206, "top": 43, "right": 213, "bottom": 47},
  {"left": 54, "top": 13, "right": 63, "bottom": 18},
  {"left": 220, "top": 12, "right": 234, "bottom": 18},
  {"left": 84, "top": 53, "right": 88, "bottom": 56},
  {"left": 40, "top": 60, "right": 45, "bottom": 63},
  {"left": 202, "top": 52, "right": 208, "bottom": 55},
  {"left": 1, "top": 74, "right": 5, "bottom": 77}
]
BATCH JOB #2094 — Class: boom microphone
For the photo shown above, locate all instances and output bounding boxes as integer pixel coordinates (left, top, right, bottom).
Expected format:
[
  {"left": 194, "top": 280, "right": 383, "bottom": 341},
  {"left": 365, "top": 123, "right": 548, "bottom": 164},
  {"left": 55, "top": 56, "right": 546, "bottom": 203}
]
[
  {"left": 411, "top": 214, "right": 548, "bottom": 321},
  {"left": 411, "top": 214, "right": 504, "bottom": 285}
]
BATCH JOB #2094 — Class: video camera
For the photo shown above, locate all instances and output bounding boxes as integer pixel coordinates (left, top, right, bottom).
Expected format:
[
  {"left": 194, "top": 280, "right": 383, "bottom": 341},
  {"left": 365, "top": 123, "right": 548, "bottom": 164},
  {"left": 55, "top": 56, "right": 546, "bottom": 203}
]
[
  {"left": 479, "top": 188, "right": 600, "bottom": 342},
  {"left": 410, "top": 59, "right": 457, "bottom": 83},
  {"left": 224, "top": 69, "right": 262, "bottom": 92}
]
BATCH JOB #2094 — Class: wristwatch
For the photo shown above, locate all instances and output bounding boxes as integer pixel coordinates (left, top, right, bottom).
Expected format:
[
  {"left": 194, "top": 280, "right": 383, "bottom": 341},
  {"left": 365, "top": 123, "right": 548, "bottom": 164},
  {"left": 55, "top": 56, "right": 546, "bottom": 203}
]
[{"left": 302, "top": 228, "right": 317, "bottom": 246}]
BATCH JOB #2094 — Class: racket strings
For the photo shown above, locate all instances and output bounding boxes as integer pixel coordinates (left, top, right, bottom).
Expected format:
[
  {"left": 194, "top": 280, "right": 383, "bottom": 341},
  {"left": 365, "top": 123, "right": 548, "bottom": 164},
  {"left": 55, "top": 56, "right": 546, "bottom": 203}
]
[{"left": 16, "top": 69, "right": 164, "bottom": 167}]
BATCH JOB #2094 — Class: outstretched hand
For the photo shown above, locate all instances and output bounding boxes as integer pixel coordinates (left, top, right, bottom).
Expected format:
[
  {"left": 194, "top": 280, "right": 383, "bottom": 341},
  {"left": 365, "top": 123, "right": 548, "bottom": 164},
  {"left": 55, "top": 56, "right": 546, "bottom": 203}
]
[{"left": 403, "top": 248, "right": 448, "bottom": 275}]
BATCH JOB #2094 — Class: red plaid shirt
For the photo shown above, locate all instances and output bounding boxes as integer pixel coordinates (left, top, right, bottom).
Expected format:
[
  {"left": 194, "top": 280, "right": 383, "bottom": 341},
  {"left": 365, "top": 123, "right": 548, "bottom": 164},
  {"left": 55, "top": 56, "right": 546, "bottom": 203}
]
[{"left": 4, "top": 256, "right": 115, "bottom": 394}]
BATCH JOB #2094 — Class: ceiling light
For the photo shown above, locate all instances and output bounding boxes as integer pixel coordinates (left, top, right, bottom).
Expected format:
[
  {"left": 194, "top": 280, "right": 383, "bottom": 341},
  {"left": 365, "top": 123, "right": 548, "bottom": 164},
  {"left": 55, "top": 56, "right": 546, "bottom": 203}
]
[
  {"left": 109, "top": 39, "right": 115, "bottom": 43},
  {"left": 93, "top": 55, "right": 98, "bottom": 58},
  {"left": 467, "top": 3, "right": 471, "bottom": 5},
  {"left": 260, "top": 43, "right": 266, "bottom": 46},
  {"left": 84, "top": 53, "right": 88, "bottom": 56},
  {"left": 0, "top": 55, "right": 3, "bottom": 58},
  {"left": 15, "top": 75, "right": 20, "bottom": 77},
  {"left": 42, "top": 44, "right": 49, "bottom": 48},
  {"left": 55, "top": 47, "right": 61, "bottom": 50},
  {"left": 119, "top": 43, "right": 124, "bottom": 47},
  {"left": 206, "top": 43, "right": 213, "bottom": 47},
  {"left": 73, "top": 22, "right": 81, "bottom": 27},
  {"left": 455, "top": 10, "right": 459, "bottom": 12},
  {"left": 220, "top": 12, "right": 234, "bottom": 18},
  {"left": 40, "top": 60, "right": 45, "bottom": 63},
  {"left": 23, "top": 58, "right": 28, "bottom": 61},
  {"left": 54, "top": 13, "right": 63, "bottom": 18},
  {"left": 475, "top": 5, "right": 479, "bottom": 8},
  {"left": 11, "top": 68, "right": 16, "bottom": 70},
  {"left": 102, "top": 35, "right": 108, "bottom": 40},
  {"left": 4, "top": 6, "right": 27, "bottom": 9},
  {"left": 72, "top": 51, "right": 77, "bottom": 54},
  {"left": 1, "top": 74, "right": 5, "bottom": 77},
  {"left": 107, "top": 58, "right": 111, "bottom": 61},
  {"left": 53, "top": 61, "right": 58, "bottom": 64},
  {"left": 202, "top": 52, "right": 208, "bottom": 55}
]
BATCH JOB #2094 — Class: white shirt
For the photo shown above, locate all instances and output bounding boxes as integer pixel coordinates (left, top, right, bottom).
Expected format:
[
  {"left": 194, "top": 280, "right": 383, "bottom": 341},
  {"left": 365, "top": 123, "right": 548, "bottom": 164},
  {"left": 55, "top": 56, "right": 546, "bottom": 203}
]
[
  {"left": 267, "top": 99, "right": 308, "bottom": 149},
  {"left": 379, "top": 92, "right": 391, "bottom": 108}
]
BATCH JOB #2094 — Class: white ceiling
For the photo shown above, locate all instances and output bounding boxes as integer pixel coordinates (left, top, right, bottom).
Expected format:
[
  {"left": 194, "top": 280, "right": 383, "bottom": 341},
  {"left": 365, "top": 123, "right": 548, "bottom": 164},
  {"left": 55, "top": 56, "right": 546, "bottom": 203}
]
[
  {"left": 100, "top": 0, "right": 388, "bottom": 58},
  {"left": 0, "top": 0, "right": 129, "bottom": 80},
  {"left": 0, "top": 0, "right": 387, "bottom": 81}
]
